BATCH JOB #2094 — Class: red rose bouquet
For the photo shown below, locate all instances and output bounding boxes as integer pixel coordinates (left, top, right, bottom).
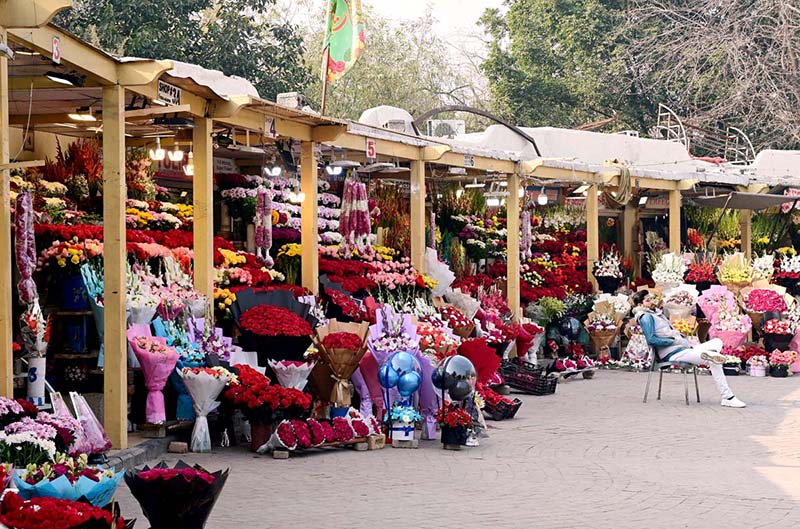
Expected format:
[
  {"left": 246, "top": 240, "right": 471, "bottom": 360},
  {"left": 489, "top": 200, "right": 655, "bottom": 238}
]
[
  {"left": 417, "top": 323, "right": 460, "bottom": 361},
  {"left": 0, "top": 492, "right": 130, "bottom": 529},
  {"left": 326, "top": 290, "right": 368, "bottom": 322},
  {"left": 239, "top": 305, "right": 312, "bottom": 337},
  {"left": 436, "top": 403, "right": 473, "bottom": 429},
  {"left": 224, "top": 365, "right": 312, "bottom": 425},
  {"left": 314, "top": 320, "right": 369, "bottom": 407},
  {"left": 307, "top": 418, "right": 327, "bottom": 446},
  {"left": 124, "top": 462, "right": 228, "bottom": 529},
  {"left": 322, "top": 332, "right": 363, "bottom": 351},
  {"left": 763, "top": 318, "right": 793, "bottom": 335},
  {"left": 272, "top": 420, "right": 298, "bottom": 450},
  {"left": 332, "top": 417, "right": 354, "bottom": 442}
]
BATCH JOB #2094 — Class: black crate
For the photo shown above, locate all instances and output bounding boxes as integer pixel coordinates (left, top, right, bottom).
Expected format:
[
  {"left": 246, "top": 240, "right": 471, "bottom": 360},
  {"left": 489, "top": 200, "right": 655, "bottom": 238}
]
[{"left": 503, "top": 371, "right": 558, "bottom": 396}]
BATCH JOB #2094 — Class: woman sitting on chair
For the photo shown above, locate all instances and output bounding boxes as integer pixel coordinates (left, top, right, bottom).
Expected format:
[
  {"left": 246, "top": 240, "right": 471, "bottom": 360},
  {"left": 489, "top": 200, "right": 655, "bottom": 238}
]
[{"left": 632, "top": 290, "right": 746, "bottom": 408}]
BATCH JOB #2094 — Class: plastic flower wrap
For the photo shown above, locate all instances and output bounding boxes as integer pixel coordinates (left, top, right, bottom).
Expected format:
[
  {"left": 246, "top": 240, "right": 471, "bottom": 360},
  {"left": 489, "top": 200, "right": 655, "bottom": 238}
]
[
  {"left": 717, "top": 253, "right": 754, "bottom": 285},
  {"left": 417, "top": 323, "right": 460, "bottom": 361},
  {"left": 179, "top": 367, "right": 236, "bottom": 453},
  {"left": 709, "top": 306, "right": 751, "bottom": 350},
  {"left": 651, "top": 252, "right": 686, "bottom": 285},
  {"left": 697, "top": 285, "right": 737, "bottom": 322},
  {"left": 752, "top": 254, "right": 775, "bottom": 281},
  {"left": 594, "top": 293, "right": 631, "bottom": 319},
  {"left": 314, "top": 321, "right": 369, "bottom": 406},
  {"left": 13, "top": 453, "right": 122, "bottom": 507},
  {"left": 127, "top": 334, "right": 180, "bottom": 424}
]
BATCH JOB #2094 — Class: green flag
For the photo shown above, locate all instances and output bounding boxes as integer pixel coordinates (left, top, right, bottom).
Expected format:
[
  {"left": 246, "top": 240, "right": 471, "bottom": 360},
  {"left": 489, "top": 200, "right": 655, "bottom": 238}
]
[{"left": 323, "top": 0, "right": 365, "bottom": 83}]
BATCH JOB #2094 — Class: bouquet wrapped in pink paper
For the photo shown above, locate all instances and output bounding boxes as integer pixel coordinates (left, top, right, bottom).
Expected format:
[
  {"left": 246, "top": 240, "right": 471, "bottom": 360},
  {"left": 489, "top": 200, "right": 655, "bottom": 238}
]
[
  {"left": 697, "top": 285, "right": 736, "bottom": 322},
  {"left": 708, "top": 306, "right": 752, "bottom": 351},
  {"left": 127, "top": 332, "right": 179, "bottom": 423}
]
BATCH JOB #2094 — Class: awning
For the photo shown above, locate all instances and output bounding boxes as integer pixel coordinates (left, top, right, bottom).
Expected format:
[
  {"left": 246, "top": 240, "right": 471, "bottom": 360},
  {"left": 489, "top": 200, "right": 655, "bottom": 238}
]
[{"left": 691, "top": 192, "right": 798, "bottom": 210}]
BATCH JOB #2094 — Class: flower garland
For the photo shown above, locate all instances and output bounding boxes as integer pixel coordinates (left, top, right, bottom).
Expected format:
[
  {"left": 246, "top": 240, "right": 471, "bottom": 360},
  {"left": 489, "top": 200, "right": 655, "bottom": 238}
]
[{"left": 254, "top": 186, "right": 274, "bottom": 267}]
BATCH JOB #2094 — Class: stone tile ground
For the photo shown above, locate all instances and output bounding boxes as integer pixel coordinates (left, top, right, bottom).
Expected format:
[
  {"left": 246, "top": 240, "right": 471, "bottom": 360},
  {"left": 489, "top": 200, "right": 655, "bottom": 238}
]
[{"left": 116, "top": 371, "right": 800, "bottom": 529}]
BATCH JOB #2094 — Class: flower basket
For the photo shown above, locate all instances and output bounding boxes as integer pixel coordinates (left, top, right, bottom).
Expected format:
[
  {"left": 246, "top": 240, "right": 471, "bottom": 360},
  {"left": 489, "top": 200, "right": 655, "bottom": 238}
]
[
  {"left": 763, "top": 333, "right": 794, "bottom": 353},
  {"left": 595, "top": 276, "right": 622, "bottom": 294},
  {"left": 440, "top": 425, "right": 468, "bottom": 447},
  {"left": 770, "top": 365, "right": 789, "bottom": 378},
  {"left": 750, "top": 366, "right": 766, "bottom": 377},
  {"left": 483, "top": 398, "right": 522, "bottom": 421},
  {"left": 390, "top": 421, "right": 415, "bottom": 442},
  {"left": 589, "top": 330, "right": 617, "bottom": 357}
]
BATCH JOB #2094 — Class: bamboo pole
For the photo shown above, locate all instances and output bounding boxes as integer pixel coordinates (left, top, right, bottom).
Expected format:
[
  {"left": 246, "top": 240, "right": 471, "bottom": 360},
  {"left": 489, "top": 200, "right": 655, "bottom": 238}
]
[
  {"left": 301, "top": 142, "right": 319, "bottom": 294},
  {"left": 410, "top": 160, "right": 426, "bottom": 273},
  {"left": 102, "top": 85, "right": 128, "bottom": 450},
  {"left": 193, "top": 118, "right": 214, "bottom": 306}
]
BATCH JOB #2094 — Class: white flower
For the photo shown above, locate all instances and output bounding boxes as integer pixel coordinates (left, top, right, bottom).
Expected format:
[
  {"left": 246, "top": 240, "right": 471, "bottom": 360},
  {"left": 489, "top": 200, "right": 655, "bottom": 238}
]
[
  {"left": 0, "top": 431, "right": 56, "bottom": 461},
  {"left": 752, "top": 254, "right": 775, "bottom": 280}
]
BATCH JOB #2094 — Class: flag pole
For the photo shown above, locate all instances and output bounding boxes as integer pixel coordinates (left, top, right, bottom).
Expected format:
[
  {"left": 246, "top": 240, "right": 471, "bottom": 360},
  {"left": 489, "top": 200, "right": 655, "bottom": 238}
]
[{"left": 321, "top": 46, "right": 331, "bottom": 116}]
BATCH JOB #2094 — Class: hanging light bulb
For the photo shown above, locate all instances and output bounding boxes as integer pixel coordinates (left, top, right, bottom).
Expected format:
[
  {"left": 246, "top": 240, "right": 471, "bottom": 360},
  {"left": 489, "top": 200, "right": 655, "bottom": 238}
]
[
  {"left": 326, "top": 165, "right": 343, "bottom": 176},
  {"left": 149, "top": 137, "right": 166, "bottom": 161},
  {"left": 167, "top": 145, "right": 184, "bottom": 162},
  {"left": 183, "top": 151, "right": 194, "bottom": 176},
  {"left": 537, "top": 187, "right": 548, "bottom": 206},
  {"left": 518, "top": 186, "right": 525, "bottom": 198}
]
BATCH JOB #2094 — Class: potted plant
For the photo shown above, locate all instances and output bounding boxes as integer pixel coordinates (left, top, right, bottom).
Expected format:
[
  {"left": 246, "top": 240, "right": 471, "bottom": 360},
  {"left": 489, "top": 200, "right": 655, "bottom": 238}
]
[
  {"left": 746, "top": 355, "right": 769, "bottom": 377},
  {"left": 762, "top": 319, "right": 794, "bottom": 352},
  {"left": 768, "top": 350, "right": 796, "bottom": 378},
  {"left": 436, "top": 402, "right": 473, "bottom": 450},
  {"left": 389, "top": 403, "right": 421, "bottom": 442}
]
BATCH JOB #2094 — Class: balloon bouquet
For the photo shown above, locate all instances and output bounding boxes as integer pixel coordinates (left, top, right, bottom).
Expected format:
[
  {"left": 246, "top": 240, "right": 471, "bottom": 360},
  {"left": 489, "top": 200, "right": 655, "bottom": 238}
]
[
  {"left": 432, "top": 355, "right": 483, "bottom": 448},
  {"left": 378, "top": 351, "right": 423, "bottom": 442}
]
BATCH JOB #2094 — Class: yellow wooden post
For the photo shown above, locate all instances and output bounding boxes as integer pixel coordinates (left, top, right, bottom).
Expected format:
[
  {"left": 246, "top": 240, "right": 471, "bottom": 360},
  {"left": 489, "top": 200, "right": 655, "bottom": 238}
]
[
  {"left": 0, "top": 27, "right": 12, "bottom": 396},
  {"left": 506, "top": 174, "right": 521, "bottom": 321},
  {"left": 300, "top": 142, "right": 319, "bottom": 294},
  {"left": 668, "top": 189, "right": 681, "bottom": 253},
  {"left": 410, "top": 160, "right": 426, "bottom": 273},
  {"left": 740, "top": 209, "right": 752, "bottom": 260},
  {"left": 193, "top": 118, "right": 214, "bottom": 306},
  {"left": 586, "top": 185, "right": 599, "bottom": 288},
  {"left": 102, "top": 85, "right": 127, "bottom": 449},
  {"left": 623, "top": 204, "right": 638, "bottom": 279}
]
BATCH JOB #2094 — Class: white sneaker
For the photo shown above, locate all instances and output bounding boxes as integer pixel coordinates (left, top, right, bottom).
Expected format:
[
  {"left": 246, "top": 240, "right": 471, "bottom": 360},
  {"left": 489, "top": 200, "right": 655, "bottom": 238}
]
[
  {"left": 701, "top": 351, "right": 726, "bottom": 365},
  {"left": 721, "top": 396, "right": 746, "bottom": 408}
]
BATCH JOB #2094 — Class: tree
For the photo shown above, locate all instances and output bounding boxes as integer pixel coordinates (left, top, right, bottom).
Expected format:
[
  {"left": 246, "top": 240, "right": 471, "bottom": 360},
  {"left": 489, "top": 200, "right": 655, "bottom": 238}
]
[
  {"left": 480, "top": 0, "right": 651, "bottom": 131},
  {"left": 56, "top": 0, "right": 311, "bottom": 100},
  {"left": 624, "top": 0, "right": 800, "bottom": 151},
  {"left": 302, "top": 7, "right": 488, "bottom": 125}
]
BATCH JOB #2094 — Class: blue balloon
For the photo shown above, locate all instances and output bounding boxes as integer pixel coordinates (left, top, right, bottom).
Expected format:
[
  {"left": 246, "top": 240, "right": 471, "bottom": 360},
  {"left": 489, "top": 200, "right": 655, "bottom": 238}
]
[
  {"left": 378, "top": 364, "right": 399, "bottom": 389},
  {"left": 397, "top": 371, "right": 422, "bottom": 397},
  {"left": 431, "top": 365, "right": 445, "bottom": 389},
  {"left": 390, "top": 351, "right": 417, "bottom": 376}
]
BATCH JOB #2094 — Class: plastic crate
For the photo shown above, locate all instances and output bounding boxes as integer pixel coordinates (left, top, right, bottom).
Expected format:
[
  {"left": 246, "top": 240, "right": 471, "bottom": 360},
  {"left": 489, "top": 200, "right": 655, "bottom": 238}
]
[{"left": 503, "top": 371, "right": 558, "bottom": 396}]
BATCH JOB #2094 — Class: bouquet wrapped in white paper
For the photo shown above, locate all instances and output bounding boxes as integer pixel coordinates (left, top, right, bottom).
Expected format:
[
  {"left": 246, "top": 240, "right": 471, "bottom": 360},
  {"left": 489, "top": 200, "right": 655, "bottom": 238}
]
[
  {"left": 594, "top": 293, "right": 631, "bottom": 319},
  {"left": 180, "top": 367, "right": 236, "bottom": 453},
  {"left": 268, "top": 360, "right": 316, "bottom": 390},
  {"left": 651, "top": 253, "right": 687, "bottom": 286}
]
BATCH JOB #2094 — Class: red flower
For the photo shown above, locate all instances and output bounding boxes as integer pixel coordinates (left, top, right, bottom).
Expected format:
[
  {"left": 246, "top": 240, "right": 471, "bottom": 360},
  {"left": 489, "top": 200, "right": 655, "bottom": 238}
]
[
  {"left": 435, "top": 402, "right": 473, "bottom": 428},
  {"left": 322, "top": 332, "right": 363, "bottom": 351},
  {"left": 239, "top": 305, "right": 312, "bottom": 337},
  {"left": 138, "top": 467, "right": 215, "bottom": 484},
  {"left": 332, "top": 417, "right": 354, "bottom": 442}
]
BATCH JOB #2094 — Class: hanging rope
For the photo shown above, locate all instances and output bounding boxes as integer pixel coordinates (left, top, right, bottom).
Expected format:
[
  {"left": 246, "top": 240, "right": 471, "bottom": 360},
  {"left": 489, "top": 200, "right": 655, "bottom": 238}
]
[{"left": 602, "top": 160, "right": 631, "bottom": 209}]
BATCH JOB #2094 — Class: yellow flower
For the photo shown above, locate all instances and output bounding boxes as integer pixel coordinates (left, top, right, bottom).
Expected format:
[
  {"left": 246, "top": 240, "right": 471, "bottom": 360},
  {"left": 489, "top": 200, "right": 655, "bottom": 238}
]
[
  {"left": 70, "top": 255, "right": 80, "bottom": 265},
  {"left": 218, "top": 302, "right": 226, "bottom": 310},
  {"left": 218, "top": 248, "right": 245, "bottom": 268},
  {"left": 57, "top": 259, "right": 67, "bottom": 267}
]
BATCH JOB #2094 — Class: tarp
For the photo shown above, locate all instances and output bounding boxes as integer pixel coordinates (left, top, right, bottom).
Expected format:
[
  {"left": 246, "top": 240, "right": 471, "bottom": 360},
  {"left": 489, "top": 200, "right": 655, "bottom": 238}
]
[{"left": 691, "top": 192, "right": 799, "bottom": 210}]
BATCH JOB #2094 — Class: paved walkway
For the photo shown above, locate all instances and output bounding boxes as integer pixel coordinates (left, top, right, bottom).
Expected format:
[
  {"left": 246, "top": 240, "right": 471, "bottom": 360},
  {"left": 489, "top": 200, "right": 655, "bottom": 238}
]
[{"left": 116, "top": 371, "right": 800, "bottom": 529}]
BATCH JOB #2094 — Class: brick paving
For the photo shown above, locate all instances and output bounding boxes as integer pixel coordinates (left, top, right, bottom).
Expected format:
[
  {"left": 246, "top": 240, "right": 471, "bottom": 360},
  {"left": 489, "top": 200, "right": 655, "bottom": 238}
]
[{"left": 116, "top": 371, "right": 800, "bottom": 529}]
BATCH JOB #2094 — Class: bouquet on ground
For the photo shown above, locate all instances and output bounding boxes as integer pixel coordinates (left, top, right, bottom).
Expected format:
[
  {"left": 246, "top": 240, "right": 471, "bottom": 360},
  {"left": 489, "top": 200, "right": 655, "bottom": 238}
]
[
  {"left": 224, "top": 365, "right": 312, "bottom": 425},
  {"left": 313, "top": 320, "right": 369, "bottom": 407},
  {"left": 267, "top": 360, "right": 316, "bottom": 390},
  {"left": 717, "top": 253, "right": 753, "bottom": 291},
  {"left": 747, "top": 355, "right": 769, "bottom": 368},
  {"left": 515, "top": 322, "right": 544, "bottom": 361},
  {"left": 436, "top": 402, "right": 473, "bottom": 446},
  {"left": 709, "top": 306, "right": 752, "bottom": 350},
  {"left": 697, "top": 285, "right": 737, "bottom": 323},
  {"left": 388, "top": 403, "right": 421, "bottom": 441},
  {"left": 127, "top": 334, "right": 180, "bottom": 424},
  {"left": 744, "top": 288, "right": 789, "bottom": 314},
  {"left": 651, "top": 252, "right": 687, "bottom": 286},
  {"left": 769, "top": 349, "right": 796, "bottom": 367},
  {"left": 69, "top": 392, "right": 111, "bottom": 455},
  {"left": 0, "top": 491, "right": 132, "bottom": 529},
  {"left": 13, "top": 454, "right": 122, "bottom": 507},
  {"left": 179, "top": 367, "right": 237, "bottom": 453},
  {"left": 124, "top": 461, "right": 229, "bottom": 529}
]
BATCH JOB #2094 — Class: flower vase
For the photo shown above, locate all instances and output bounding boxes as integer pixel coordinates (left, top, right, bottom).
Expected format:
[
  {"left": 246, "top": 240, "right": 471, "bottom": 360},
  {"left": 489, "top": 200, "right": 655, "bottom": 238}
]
[
  {"left": 749, "top": 365, "right": 766, "bottom": 377},
  {"left": 770, "top": 365, "right": 789, "bottom": 378},
  {"left": 61, "top": 274, "right": 89, "bottom": 311},
  {"left": 763, "top": 333, "right": 793, "bottom": 353},
  {"left": 441, "top": 425, "right": 468, "bottom": 449},
  {"left": 26, "top": 356, "right": 47, "bottom": 407},
  {"left": 391, "top": 422, "right": 415, "bottom": 442},
  {"left": 250, "top": 422, "right": 273, "bottom": 452},
  {"left": 595, "top": 276, "right": 622, "bottom": 294}
]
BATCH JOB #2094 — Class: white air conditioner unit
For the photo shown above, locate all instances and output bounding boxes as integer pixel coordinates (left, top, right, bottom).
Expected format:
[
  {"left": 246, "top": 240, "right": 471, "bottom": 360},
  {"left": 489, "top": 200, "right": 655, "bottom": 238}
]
[{"left": 427, "top": 119, "right": 466, "bottom": 138}]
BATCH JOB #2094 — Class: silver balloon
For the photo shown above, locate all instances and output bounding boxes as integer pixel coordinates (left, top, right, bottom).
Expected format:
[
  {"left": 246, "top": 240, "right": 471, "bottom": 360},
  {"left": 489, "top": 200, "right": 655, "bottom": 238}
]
[{"left": 437, "top": 355, "right": 477, "bottom": 402}]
